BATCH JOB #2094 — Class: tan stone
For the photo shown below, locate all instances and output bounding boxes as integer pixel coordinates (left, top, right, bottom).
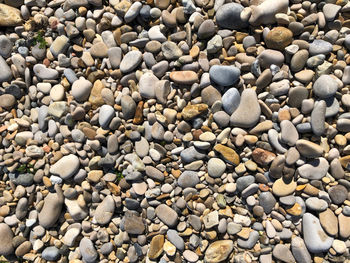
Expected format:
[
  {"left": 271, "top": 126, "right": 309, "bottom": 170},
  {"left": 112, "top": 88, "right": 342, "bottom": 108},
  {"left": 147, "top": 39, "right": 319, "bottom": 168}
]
[
  {"left": 0, "top": 4, "right": 21, "bottom": 26},
  {"left": 213, "top": 144, "right": 240, "bottom": 166},
  {"left": 182, "top": 104, "right": 208, "bottom": 121},
  {"left": 204, "top": 240, "right": 233, "bottom": 263},
  {"left": 163, "top": 240, "right": 176, "bottom": 256},
  {"left": 319, "top": 208, "right": 338, "bottom": 236},
  {"left": 286, "top": 202, "right": 302, "bottom": 216},
  {"left": 252, "top": 148, "right": 276, "bottom": 166},
  {"left": 170, "top": 71, "right": 198, "bottom": 85},
  {"left": 89, "top": 80, "right": 105, "bottom": 109},
  {"left": 265, "top": 27, "right": 293, "bottom": 51},
  {"left": 148, "top": 235, "right": 164, "bottom": 260},
  {"left": 272, "top": 178, "right": 297, "bottom": 197}
]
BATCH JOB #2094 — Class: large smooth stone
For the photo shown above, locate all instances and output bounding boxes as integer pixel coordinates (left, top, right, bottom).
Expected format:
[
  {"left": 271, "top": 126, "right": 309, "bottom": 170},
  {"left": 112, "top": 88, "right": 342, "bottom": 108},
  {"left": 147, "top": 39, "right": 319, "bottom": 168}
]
[
  {"left": 297, "top": 157, "right": 329, "bottom": 180},
  {"left": 230, "top": 89, "right": 260, "bottom": 128},
  {"left": 216, "top": 3, "right": 248, "bottom": 30},
  {"left": 50, "top": 154, "right": 80, "bottom": 179},
  {"left": 209, "top": 65, "right": 240, "bottom": 86}
]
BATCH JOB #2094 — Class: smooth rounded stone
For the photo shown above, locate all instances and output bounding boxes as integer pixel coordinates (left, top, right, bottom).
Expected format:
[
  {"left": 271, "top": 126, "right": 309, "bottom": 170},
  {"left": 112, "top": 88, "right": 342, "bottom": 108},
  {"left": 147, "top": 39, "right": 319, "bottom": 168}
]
[
  {"left": 222, "top": 88, "right": 240, "bottom": 115},
  {"left": 161, "top": 41, "right": 182, "bottom": 60},
  {"left": 302, "top": 213, "right": 334, "bottom": 253},
  {"left": 213, "top": 111, "right": 230, "bottom": 127},
  {"left": 280, "top": 195, "right": 296, "bottom": 206},
  {"left": 50, "top": 154, "right": 80, "bottom": 179},
  {"left": 227, "top": 222, "right": 242, "bottom": 235},
  {"left": 337, "top": 118, "right": 350, "bottom": 132},
  {"left": 216, "top": 3, "right": 247, "bottom": 29},
  {"left": 209, "top": 65, "right": 240, "bottom": 86},
  {"left": 90, "top": 42, "right": 108, "bottom": 58},
  {"left": 0, "top": 56, "right": 12, "bottom": 82},
  {"left": 0, "top": 4, "right": 21, "bottom": 26},
  {"left": 183, "top": 250, "right": 198, "bottom": 262},
  {"left": 296, "top": 140, "right": 323, "bottom": 158},
  {"left": 323, "top": 3, "right": 341, "bottom": 21},
  {"left": 100, "top": 243, "right": 114, "bottom": 255},
  {"left": 94, "top": 195, "right": 115, "bottom": 225},
  {"left": 0, "top": 94, "right": 16, "bottom": 110},
  {"left": 273, "top": 244, "right": 295, "bottom": 263},
  {"left": 124, "top": 1, "right": 142, "bottom": 22},
  {"left": 50, "top": 84, "right": 65, "bottom": 101},
  {"left": 208, "top": 158, "right": 226, "bottom": 178},
  {"left": 272, "top": 178, "right": 296, "bottom": 197},
  {"left": 198, "top": 20, "right": 215, "bottom": 39},
  {"left": 259, "top": 191, "right": 276, "bottom": 214},
  {"left": 63, "top": 226, "right": 81, "bottom": 246},
  {"left": 313, "top": 75, "right": 338, "bottom": 99},
  {"left": 0, "top": 35, "right": 12, "bottom": 57},
  {"left": 201, "top": 86, "right": 221, "bottom": 106},
  {"left": 50, "top": 35, "right": 69, "bottom": 57},
  {"left": 139, "top": 72, "right": 158, "bottom": 99},
  {"left": 148, "top": 235, "right": 164, "bottom": 260},
  {"left": 167, "top": 230, "right": 184, "bottom": 251},
  {"left": 338, "top": 213, "right": 350, "bottom": 239},
  {"left": 38, "top": 188, "right": 64, "bottom": 229},
  {"left": 297, "top": 158, "right": 329, "bottom": 180},
  {"left": 108, "top": 47, "right": 122, "bottom": 69},
  {"left": 33, "top": 64, "right": 59, "bottom": 80},
  {"left": 181, "top": 146, "right": 206, "bottom": 163},
  {"left": 135, "top": 137, "right": 149, "bottom": 158},
  {"left": 204, "top": 240, "right": 234, "bottom": 262},
  {"left": 291, "top": 49, "right": 309, "bottom": 72},
  {"left": 12, "top": 173, "right": 33, "bottom": 186},
  {"left": 309, "top": 40, "right": 333, "bottom": 56},
  {"left": 170, "top": 71, "right": 198, "bottom": 85},
  {"left": 258, "top": 49, "right": 284, "bottom": 68},
  {"left": 178, "top": 171, "right": 199, "bottom": 188},
  {"left": 330, "top": 158, "right": 344, "bottom": 179},
  {"left": 342, "top": 66, "right": 350, "bottom": 85},
  {"left": 237, "top": 231, "right": 259, "bottom": 249},
  {"left": 230, "top": 89, "right": 261, "bottom": 128},
  {"left": 207, "top": 34, "right": 223, "bottom": 54},
  {"left": 249, "top": 0, "right": 288, "bottom": 25},
  {"left": 151, "top": 122, "right": 164, "bottom": 140},
  {"left": 71, "top": 77, "right": 92, "bottom": 102},
  {"left": 145, "top": 166, "right": 164, "bottom": 181},
  {"left": 328, "top": 185, "right": 347, "bottom": 205},
  {"left": 236, "top": 175, "right": 255, "bottom": 193},
  {"left": 42, "top": 246, "right": 60, "bottom": 261},
  {"left": 269, "top": 79, "right": 290, "bottom": 96},
  {"left": 305, "top": 197, "right": 328, "bottom": 212},
  {"left": 123, "top": 211, "right": 145, "bottom": 235},
  {"left": 291, "top": 237, "right": 312, "bottom": 263},
  {"left": 80, "top": 237, "right": 98, "bottom": 263},
  {"left": 265, "top": 27, "right": 293, "bottom": 51},
  {"left": 269, "top": 155, "right": 285, "bottom": 179},
  {"left": 99, "top": 105, "right": 115, "bottom": 128},
  {"left": 121, "top": 95, "right": 136, "bottom": 120},
  {"left": 311, "top": 100, "right": 326, "bottom": 136},
  {"left": 120, "top": 50, "right": 142, "bottom": 73},
  {"left": 280, "top": 120, "right": 298, "bottom": 146},
  {"left": 0, "top": 223, "right": 14, "bottom": 256}
]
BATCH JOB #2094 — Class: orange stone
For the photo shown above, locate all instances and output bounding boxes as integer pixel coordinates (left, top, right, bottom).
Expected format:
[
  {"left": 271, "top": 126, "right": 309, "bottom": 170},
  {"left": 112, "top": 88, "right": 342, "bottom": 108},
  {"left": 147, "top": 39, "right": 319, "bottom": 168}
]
[{"left": 169, "top": 71, "right": 198, "bottom": 85}]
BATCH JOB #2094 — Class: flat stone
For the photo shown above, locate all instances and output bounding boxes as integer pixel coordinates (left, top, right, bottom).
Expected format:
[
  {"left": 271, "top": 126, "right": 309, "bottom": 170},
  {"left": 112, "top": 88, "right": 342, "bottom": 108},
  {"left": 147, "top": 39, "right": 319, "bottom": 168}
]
[
  {"left": 33, "top": 64, "right": 59, "bottom": 80},
  {"left": 296, "top": 139, "right": 323, "bottom": 158},
  {"left": 204, "top": 240, "right": 234, "bottom": 263},
  {"left": 230, "top": 89, "right": 260, "bottom": 128},
  {"left": 139, "top": 72, "right": 158, "bottom": 99},
  {"left": 0, "top": 56, "right": 12, "bottom": 82},
  {"left": 0, "top": 94, "right": 16, "bottom": 110},
  {"left": 178, "top": 171, "right": 199, "bottom": 188},
  {"left": 0, "top": 4, "right": 21, "bottom": 26},
  {"left": 313, "top": 75, "right": 338, "bottom": 99},
  {"left": 319, "top": 208, "right": 338, "bottom": 236},
  {"left": 0, "top": 223, "right": 14, "bottom": 256},
  {"left": 259, "top": 191, "right": 276, "bottom": 214},
  {"left": 214, "top": 144, "right": 240, "bottom": 165},
  {"left": 148, "top": 235, "right": 164, "bottom": 260},
  {"left": 328, "top": 184, "right": 347, "bottom": 205},
  {"left": 99, "top": 105, "right": 115, "bottom": 128},
  {"left": 50, "top": 35, "right": 69, "bottom": 57},
  {"left": 38, "top": 187, "right": 64, "bottom": 229},
  {"left": 50, "top": 154, "right": 80, "bottom": 179},
  {"left": 155, "top": 204, "right": 178, "bottom": 227},
  {"left": 71, "top": 77, "right": 92, "bottom": 102},
  {"left": 265, "top": 27, "right": 293, "bottom": 51},
  {"left": 291, "top": 237, "right": 312, "bottom": 263},
  {"left": 297, "top": 157, "right": 329, "bottom": 180},
  {"left": 272, "top": 178, "right": 296, "bottom": 197},
  {"left": 208, "top": 158, "right": 226, "bottom": 178},
  {"left": 311, "top": 100, "right": 326, "bottom": 136},
  {"left": 182, "top": 103, "right": 208, "bottom": 120},
  {"left": 339, "top": 213, "right": 350, "bottom": 239},
  {"left": 170, "top": 71, "right": 198, "bottom": 85},
  {"left": 167, "top": 229, "right": 184, "bottom": 251},
  {"left": 79, "top": 237, "right": 98, "bottom": 263},
  {"left": 273, "top": 244, "right": 295, "bottom": 263},
  {"left": 209, "top": 65, "right": 240, "bottom": 86},
  {"left": 309, "top": 40, "right": 333, "bottom": 56},
  {"left": 302, "top": 213, "right": 333, "bottom": 253},
  {"left": 120, "top": 50, "right": 142, "bottom": 73},
  {"left": 280, "top": 120, "right": 298, "bottom": 146},
  {"left": 222, "top": 88, "right": 240, "bottom": 115},
  {"left": 94, "top": 195, "right": 115, "bottom": 225},
  {"left": 145, "top": 166, "right": 164, "bottom": 181},
  {"left": 123, "top": 211, "right": 145, "bottom": 235}
]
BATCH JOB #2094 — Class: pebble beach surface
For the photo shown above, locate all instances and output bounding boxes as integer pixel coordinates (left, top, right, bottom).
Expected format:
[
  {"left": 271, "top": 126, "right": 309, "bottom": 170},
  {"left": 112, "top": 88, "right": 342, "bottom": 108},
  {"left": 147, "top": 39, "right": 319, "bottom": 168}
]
[{"left": 1, "top": 0, "right": 350, "bottom": 262}]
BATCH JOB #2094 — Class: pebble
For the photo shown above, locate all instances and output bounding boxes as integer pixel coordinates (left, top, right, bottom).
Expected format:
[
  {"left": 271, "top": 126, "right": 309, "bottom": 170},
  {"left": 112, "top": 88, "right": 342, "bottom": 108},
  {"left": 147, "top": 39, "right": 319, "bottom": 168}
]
[
  {"left": 221, "top": 88, "right": 240, "bottom": 115},
  {"left": 50, "top": 154, "right": 80, "bottom": 179},
  {"left": 204, "top": 240, "right": 234, "bottom": 263},
  {"left": 79, "top": 237, "right": 98, "bottom": 263},
  {"left": 209, "top": 65, "right": 240, "bottom": 86},
  {"left": 0, "top": 223, "right": 13, "bottom": 256},
  {"left": 120, "top": 50, "right": 142, "bottom": 73},
  {"left": 313, "top": 75, "right": 338, "bottom": 98}
]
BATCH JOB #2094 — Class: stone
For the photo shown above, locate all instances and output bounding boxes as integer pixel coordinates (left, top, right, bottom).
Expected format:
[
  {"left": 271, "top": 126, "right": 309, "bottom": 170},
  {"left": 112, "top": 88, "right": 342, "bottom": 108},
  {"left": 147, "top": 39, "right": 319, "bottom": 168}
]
[
  {"left": 167, "top": 229, "right": 184, "bottom": 251},
  {"left": 303, "top": 213, "right": 333, "bottom": 253},
  {"left": 216, "top": 3, "right": 247, "bottom": 30},
  {"left": 249, "top": 0, "right": 289, "bottom": 25},
  {"left": 204, "top": 240, "right": 234, "bottom": 263},
  {"left": 178, "top": 171, "right": 199, "bottom": 188},
  {"left": 258, "top": 49, "right": 284, "bottom": 68},
  {"left": 328, "top": 185, "right": 347, "bottom": 205},
  {"left": 42, "top": 246, "right": 60, "bottom": 261},
  {"left": 162, "top": 41, "right": 182, "bottom": 60},
  {"left": 124, "top": 211, "right": 145, "bottom": 235},
  {"left": 79, "top": 238, "right": 98, "bottom": 263},
  {"left": 0, "top": 56, "right": 12, "bottom": 82},
  {"left": 319, "top": 208, "right": 338, "bottom": 236},
  {"left": 0, "top": 223, "right": 14, "bottom": 255},
  {"left": 201, "top": 86, "right": 222, "bottom": 106},
  {"left": 0, "top": 35, "right": 12, "bottom": 57},
  {"left": 291, "top": 237, "right": 312, "bottom": 263},
  {"left": 50, "top": 154, "right": 80, "bottom": 179},
  {"left": 296, "top": 139, "right": 323, "bottom": 158},
  {"left": 198, "top": 20, "right": 216, "bottom": 39},
  {"left": 313, "top": 75, "right": 338, "bottom": 99},
  {"left": 139, "top": 72, "right": 158, "bottom": 99},
  {"left": 145, "top": 166, "right": 164, "bottom": 181},
  {"left": 259, "top": 191, "right": 276, "bottom": 214},
  {"left": 0, "top": 4, "right": 22, "bottom": 26},
  {"left": 120, "top": 50, "right": 142, "bottom": 73},
  {"left": 209, "top": 65, "right": 240, "bottom": 86},
  {"left": 99, "top": 105, "right": 115, "bottom": 128},
  {"left": 71, "top": 77, "right": 92, "bottom": 102},
  {"left": 208, "top": 158, "right": 226, "bottom": 178},
  {"left": 222, "top": 88, "right": 240, "bottom": 115},
  {"left": 311, "top": 100, "right": 326, "bottom": 136},
  {"left": 33, "top": 64, "right": 59, "bottom": 80},
  {"left": 38, "top": 187, "right": 64, "bottom": 229},
  {"left": 50, "top": 35, "right": 69, "bottom": 57},
  {"left": 297, "top": 158, "right": 329, "bottom": 180},
  {"left": 230, "top": 89, "right": 261, "bottom": 128},
  {"left": 272, "top": 244, "right": 295, "bottom": 263},
  {"left": 213, "top": 144, "right": 240, "bottom": 165},
  {"left": 182, "top": 103, "right": 208, "bottom": 120},
  {"left": 155, "top": 204, "right": 178, "bottom": 227},
  {"left": 339, "top": 213, "right": 350, "bottom": 239},
  {"left": 265, "top": 27, "right": 293, "bottom": 51},
  {"left": 183, "top": 250, "right": 199, "bottom": 262},
  {"left": 323, "top": 4, "right": 341, "bottom": 21},
  {"left": 280, "top": 120, "right": 298, "bottom": 146},
  {"left": 170, "top": 71, "right": 198, "bottom": 85},
  {"left": 0, "top": 94, "right": 16, "bottom": 110},
  {"left": 148, "top": 235, "right": 164, "bottom": 260},
  {"left": 94, "top": 195, "right": 115, "bottom": 225},
  {"left": 272, "top": 178, "right": 296, "bottom": 197},
  {"left": 88, "top": 80, "right": 105, "bottom": 108},
  {"left": 309, "top": 40, "right": 333, "bottom": 56}
]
